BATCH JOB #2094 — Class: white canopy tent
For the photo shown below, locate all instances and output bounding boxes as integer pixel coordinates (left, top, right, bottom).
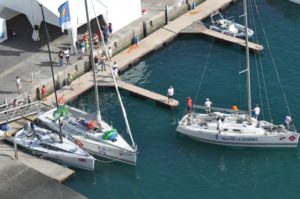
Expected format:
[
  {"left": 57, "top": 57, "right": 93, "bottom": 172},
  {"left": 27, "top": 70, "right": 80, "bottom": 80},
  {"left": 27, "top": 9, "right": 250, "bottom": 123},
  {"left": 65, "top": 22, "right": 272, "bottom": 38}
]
[{"left": 0, "top": 0, "right": 141, "bottom": 52}]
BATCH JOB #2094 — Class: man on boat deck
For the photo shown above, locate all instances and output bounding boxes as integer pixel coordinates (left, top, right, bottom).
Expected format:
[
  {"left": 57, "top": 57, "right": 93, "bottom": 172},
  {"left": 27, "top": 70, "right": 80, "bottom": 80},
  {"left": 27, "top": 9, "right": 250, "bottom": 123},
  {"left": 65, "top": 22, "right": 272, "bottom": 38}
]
[
  {"left": 204, "top": 98, "right": 212, "bottom": 114},
  {"left": 187, "top": 96, "right": 192, "bottom": 113},
  {"left": 285, "top": 116, "right": 292, "bottom": 130},
  {"left": 253, "top": 104, "right": 260, "bottom": 119}
]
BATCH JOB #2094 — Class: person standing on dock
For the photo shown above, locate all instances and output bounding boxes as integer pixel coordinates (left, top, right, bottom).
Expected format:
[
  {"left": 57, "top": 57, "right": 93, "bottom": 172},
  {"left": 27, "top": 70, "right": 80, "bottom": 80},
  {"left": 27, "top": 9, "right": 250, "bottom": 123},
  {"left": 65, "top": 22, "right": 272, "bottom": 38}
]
[
  {"left": 100, "top": 53, "right": 106, "bottom": 71},
  {"left": 41, "top": 85, "right": 47, "bottom": 101},
  {"left": 204, "top": 98, "right": 212, "bottom": 114},
  {"left": 112, "top": 62, "right": 119, "bottom": 80},
  {"left": 16, "top": 76, "right": 23, "bottom": 94},
  {"left": 64, "top": 48, "right": 71, "bottom": 65},
  {"left": 108, "top": 47, "right": 113, "bottom": 60},
  {"left": 167, "top": 86, "right": 174, "bottom": 103},
  {"left": 58, "top": 50, "right": 64, "bottom": 67},
  {"left": 94, "top": 55, "right": 99, "bottom": 72},
  {"left": 187, "top": 96, "right": 192, "bottom": 113},
  {"left": 67, "top": 73, "right": 73, "bottom": 89},
  {"left": 27, "top": 94, "right": 33, "bottom": 104}
]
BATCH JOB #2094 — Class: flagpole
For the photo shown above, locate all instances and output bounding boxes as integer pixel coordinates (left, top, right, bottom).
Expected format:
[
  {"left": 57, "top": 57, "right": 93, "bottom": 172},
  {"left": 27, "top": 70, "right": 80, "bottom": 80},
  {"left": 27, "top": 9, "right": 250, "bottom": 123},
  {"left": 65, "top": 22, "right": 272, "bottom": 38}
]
[{"left": 39, "top": 4, "right": 63, "bottom": 142}]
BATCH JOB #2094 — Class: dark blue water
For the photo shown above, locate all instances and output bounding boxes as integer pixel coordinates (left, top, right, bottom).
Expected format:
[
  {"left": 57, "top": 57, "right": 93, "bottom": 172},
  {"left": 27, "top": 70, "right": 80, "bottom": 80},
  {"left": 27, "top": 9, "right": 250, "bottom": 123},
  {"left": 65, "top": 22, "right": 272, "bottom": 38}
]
[{"left": 66, "top": 1, "right": 300, "bottom": 198}]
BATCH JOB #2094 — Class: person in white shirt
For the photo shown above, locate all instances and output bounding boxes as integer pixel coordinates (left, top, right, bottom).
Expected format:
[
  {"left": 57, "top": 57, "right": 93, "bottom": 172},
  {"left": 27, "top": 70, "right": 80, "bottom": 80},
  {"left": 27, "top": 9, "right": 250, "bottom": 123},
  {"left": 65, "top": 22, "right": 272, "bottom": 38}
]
[
  {"left": 16, "top": 76, "right": 23, "bottom": 94},
  {"left": 64, "top": 48, "right": 71, "bottom": 65},
  {"left": 253, "top": 104, "right": 260, "bottom": 119},
  {"left": 167, "top": 86, "right": 174, "bottom": 103},
  {"left": 204, "top": 98, "right": 212, "bottom": 114},
  {"left": 285, "top": 116, "right": 292, "bottom": 130},
  {"left": 108, "top": 47, "right": 113, "bottom": 60},
  {"left": 112, "top": 62, "right": 119, "bottom": 80}
]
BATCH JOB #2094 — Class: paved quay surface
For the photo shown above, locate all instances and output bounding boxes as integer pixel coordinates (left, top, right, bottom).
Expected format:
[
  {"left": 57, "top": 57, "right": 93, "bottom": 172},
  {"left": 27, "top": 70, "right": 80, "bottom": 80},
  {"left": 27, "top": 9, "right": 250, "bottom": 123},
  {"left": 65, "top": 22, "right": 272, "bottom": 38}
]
[
  {"left": 44, "top": 0, "right": 236, "bottom": 109},
  {"left": 0, "top": 0, "right": 197, "bottom": 105},
  {"left": 0, "top": 155, "right": 86, "bottom": 199}
]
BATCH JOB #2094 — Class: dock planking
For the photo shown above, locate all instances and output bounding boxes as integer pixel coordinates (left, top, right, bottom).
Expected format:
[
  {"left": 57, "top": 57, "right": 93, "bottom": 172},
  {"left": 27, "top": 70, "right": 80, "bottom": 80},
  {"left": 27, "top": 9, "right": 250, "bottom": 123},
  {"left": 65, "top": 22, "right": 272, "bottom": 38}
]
[
  {"left": 181, "top": 22, "right": 264, "bottom": 52},
  {"left": 99, "top": 80, "right": 179, "bottom": 109}
]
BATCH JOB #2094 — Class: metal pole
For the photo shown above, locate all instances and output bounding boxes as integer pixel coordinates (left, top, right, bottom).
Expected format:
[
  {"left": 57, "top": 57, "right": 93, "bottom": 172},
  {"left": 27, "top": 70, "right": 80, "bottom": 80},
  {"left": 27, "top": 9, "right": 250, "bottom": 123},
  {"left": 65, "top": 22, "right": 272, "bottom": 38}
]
[
  {"left": 84, "top": 0, "right": 102, "bottom": 128},
  {"left": 244, "top": 0, "right": 252, "bottom": 124},
  {"left": 40, "top": 4, "right": 63, "bottom": 142},
  {"left": 14, "top": 139, "right": 18, "bottom": 160}
]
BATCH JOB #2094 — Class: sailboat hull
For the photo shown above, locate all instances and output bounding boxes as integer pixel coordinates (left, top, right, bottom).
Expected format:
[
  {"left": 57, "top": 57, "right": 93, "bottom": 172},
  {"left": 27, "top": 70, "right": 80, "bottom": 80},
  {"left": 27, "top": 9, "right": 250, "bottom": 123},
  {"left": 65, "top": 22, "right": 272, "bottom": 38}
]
[
  {"left": 9, "top": 128, "right": 95, "bottom": 170},
  {"left": 176, "top": 113, "right": 299, "bottom": 148},
  {"left": 38, "top": 106, "right": 137, "bottom": 165}
]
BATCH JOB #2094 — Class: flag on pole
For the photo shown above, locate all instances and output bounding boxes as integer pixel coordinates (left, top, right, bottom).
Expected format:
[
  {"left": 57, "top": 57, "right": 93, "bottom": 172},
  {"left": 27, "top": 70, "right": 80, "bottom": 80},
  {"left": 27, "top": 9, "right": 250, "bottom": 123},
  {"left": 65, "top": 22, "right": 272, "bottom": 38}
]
[{"left": 58, "top": 1, "right": 72, "bottom": 32}]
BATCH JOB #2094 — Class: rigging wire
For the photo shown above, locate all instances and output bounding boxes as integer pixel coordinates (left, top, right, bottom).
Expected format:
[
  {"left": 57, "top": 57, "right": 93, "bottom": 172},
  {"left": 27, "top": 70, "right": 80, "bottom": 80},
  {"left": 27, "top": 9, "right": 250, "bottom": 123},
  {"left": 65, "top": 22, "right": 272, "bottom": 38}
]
[
  {"left": 253, "top": 0, "right": 294, "bottom": 128},
  {"left": 90, "top": 0, "right": 137, "bottom": 148},
  {"left": 248, "top": 0, "right": 265, "bottom": 120},
  {"left": 193, "top": 38, "right": 215, "bottom": 105}
]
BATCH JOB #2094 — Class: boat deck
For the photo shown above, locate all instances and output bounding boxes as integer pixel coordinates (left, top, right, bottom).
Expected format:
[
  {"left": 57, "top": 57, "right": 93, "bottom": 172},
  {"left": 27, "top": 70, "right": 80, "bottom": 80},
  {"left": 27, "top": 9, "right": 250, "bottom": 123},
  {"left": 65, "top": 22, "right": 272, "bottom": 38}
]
[{"left": 0, "top": 118, "right": 74, "bottom": 182}]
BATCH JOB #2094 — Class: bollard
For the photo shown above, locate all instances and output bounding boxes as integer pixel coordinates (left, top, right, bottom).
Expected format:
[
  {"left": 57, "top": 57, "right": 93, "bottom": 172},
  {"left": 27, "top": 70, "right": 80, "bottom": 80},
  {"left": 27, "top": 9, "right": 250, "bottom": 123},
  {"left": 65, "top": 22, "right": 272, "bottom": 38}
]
[
  {"left": 14, "top": 139, "right": 18, "bottom": 160},
  {"left": 165, "top": 4, "right": 169, "bottom": 24}
]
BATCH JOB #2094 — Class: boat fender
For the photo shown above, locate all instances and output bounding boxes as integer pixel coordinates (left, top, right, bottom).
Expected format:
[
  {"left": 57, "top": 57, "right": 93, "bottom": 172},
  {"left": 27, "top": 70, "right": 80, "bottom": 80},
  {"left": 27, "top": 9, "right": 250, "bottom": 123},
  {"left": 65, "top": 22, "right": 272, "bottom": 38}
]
[{"left": 75, "top": 139, "right": 84, "bottom": 148}]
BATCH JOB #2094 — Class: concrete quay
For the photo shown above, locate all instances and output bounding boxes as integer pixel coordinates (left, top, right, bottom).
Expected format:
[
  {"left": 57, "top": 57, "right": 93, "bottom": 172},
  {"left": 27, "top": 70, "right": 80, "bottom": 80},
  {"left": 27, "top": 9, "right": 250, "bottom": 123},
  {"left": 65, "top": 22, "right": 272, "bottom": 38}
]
[
  {"left": 0, "top": 0, "right": 238, "bottom": 107},
  {"left": 43, "top": 0, "right": 238, "bottom": 109},
  {"left": 0, "top": 155, "right": 86, "bottom": 199}
]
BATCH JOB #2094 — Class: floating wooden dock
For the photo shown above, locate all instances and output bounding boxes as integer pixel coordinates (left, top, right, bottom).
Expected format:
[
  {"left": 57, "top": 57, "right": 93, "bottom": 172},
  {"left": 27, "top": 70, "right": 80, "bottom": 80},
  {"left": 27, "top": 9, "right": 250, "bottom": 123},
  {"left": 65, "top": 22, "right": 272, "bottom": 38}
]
[
  {"left": 44, "top": 71, "right": 179, "bottom": 109},
  {"left": 99, "top": 79, "right": 179, "bottom": 109},
  {"left": 181, "top": 22, "right": 264, "bottom": 51}
]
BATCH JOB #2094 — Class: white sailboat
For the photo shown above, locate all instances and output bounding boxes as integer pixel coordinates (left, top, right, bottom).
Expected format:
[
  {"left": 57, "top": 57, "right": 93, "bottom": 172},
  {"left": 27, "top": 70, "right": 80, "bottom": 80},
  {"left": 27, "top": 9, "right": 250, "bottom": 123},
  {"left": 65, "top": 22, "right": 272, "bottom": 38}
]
[
  {"left": 287, "top": 0, "right": 300, "bottom": 5},
  {"left": 8, "top": 124, "right": 95, "bottom": 170},
  {"left": 38, "top": 0, "right": 137, "bottom": 164},
  {"left": 176, "top": 0, "right": 299, "bottom": 147}
]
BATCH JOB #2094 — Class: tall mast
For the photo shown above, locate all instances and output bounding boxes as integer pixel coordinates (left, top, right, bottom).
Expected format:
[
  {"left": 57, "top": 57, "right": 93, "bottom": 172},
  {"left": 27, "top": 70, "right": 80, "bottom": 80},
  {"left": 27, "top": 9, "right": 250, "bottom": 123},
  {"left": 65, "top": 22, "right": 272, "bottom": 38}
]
[
  {"left": 84, "top": 0, "right": 102, "bottom": 128},
  {"left": 244, "top": 0, "right": 252, "bottom": 124},
  {"left": 40, "top": 4, "right": 63, "bottom": 142}
]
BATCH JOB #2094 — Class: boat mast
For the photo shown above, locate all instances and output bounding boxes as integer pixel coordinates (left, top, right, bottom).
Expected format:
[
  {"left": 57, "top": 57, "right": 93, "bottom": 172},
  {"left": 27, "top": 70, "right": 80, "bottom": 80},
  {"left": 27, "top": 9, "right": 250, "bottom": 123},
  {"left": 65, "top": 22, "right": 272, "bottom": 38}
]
[
  {"left": 244, "top": 0, "right": 252, "bottom": 124},
  {"left": 98, "top": 30, "right": 137, "bottom": 149},
  {"left": 84, "top": 0, "right": 102, "bottom": 129},
  {"left": 40, "top": 4, "right": 63, "bottom": 142},
  {"left": 90, "top": 9, "right": 136, "bottom": 149}
]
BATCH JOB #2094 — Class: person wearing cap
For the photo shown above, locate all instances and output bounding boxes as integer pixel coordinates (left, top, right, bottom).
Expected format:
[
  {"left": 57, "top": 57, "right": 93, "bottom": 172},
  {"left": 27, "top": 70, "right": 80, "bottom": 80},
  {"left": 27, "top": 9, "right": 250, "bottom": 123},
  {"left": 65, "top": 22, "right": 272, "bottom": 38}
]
[
  {"left": 187, "top": 96, "right": 192, "bottom": 113},
  {"left": 167, "top": 86, "right": 174, "bottom": 103},
  {"left": 204, "top": 98, "right": 212, "bottom": 114}
]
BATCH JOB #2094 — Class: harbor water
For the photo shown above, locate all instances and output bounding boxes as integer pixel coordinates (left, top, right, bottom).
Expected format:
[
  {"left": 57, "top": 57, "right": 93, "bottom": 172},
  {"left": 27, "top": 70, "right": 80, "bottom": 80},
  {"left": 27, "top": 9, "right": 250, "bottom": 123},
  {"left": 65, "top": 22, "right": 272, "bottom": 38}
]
[{"left": 66, "top": 1, "right": 300, "bottom": 198}]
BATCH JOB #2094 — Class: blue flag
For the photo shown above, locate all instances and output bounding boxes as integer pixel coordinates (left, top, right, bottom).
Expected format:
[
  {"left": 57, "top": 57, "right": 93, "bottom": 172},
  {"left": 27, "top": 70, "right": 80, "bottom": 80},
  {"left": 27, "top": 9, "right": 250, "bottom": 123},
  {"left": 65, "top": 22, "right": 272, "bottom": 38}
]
[{"left": 58, "top": 1, "right": 72, "bottom": 32}]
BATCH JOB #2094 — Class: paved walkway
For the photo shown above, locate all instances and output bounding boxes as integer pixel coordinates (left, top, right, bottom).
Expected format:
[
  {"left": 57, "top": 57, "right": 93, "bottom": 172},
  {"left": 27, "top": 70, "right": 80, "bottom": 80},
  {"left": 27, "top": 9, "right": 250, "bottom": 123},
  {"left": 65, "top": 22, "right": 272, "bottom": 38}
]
[
  {"left": 0, "top": 156, "right": 86, "bottom": 199},
  {"left": 0, "top": 0, "right": 195, "bottom": 105}
]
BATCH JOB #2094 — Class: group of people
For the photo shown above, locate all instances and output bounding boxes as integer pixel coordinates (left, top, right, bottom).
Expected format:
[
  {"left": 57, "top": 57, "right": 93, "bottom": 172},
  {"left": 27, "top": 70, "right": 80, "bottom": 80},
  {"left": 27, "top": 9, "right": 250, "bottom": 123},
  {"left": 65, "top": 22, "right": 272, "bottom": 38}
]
[
  {"left": 58, "top": 48, "right": 71, "bottom": 66},
  {"left": 182, "top": 95, "right": 293, "bottom": 129}
]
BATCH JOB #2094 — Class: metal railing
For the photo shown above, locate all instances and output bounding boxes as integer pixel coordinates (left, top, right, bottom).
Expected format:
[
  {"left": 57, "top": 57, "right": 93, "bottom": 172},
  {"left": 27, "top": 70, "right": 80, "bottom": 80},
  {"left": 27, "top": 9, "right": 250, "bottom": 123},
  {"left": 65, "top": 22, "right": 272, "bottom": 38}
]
[{"left": 0, "top": 101, "right": 43, "bottom": 125}]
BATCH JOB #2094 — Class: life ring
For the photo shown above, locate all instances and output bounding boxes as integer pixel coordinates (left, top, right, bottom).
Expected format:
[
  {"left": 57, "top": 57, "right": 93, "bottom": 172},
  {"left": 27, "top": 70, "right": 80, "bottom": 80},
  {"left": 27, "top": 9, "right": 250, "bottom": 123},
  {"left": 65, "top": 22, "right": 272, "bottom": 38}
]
[{"left": 75, "top": 139, "right": 84, "bottom": 148}]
